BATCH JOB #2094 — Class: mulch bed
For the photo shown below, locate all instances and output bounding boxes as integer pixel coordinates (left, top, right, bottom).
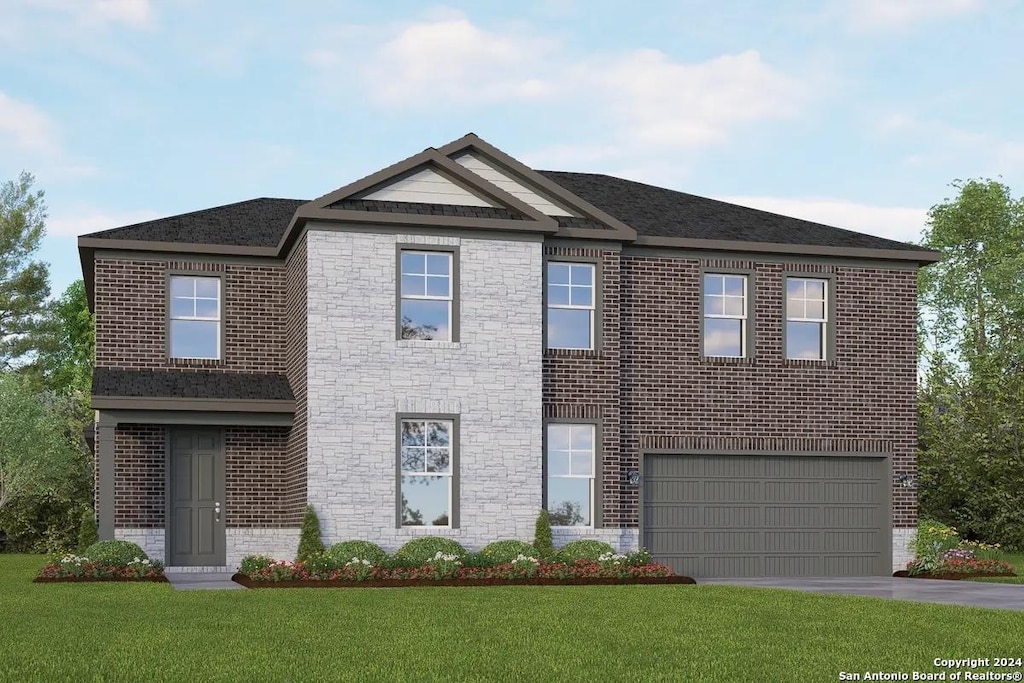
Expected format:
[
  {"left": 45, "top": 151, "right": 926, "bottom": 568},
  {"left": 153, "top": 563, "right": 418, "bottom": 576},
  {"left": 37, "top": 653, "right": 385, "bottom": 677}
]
[
  {"left": 892, "top": 570, "right": 1017, "bottom": 580},
  {"left": 33, "top": 576, "right": 169, "bottom": 583},
  {"left": 232, "top": 573, "right": 695, "bottom": 589}
]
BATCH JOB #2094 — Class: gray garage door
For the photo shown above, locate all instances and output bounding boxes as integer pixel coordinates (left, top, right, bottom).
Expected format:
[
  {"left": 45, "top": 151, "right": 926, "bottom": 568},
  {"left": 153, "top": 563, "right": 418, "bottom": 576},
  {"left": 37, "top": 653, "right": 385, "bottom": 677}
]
[{"left": 643, "top": 454, "right": 889, "bottom": 578}]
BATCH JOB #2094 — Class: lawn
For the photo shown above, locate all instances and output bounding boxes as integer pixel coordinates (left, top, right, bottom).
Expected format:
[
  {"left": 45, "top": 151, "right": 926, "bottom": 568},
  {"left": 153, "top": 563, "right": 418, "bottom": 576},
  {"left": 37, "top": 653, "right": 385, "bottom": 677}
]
[
  {"left": 3, "top": 555, "right": 1024, "bottom": 682},
  {"left": 967, "top": 550, "right": 1024, "bottom": 584}
]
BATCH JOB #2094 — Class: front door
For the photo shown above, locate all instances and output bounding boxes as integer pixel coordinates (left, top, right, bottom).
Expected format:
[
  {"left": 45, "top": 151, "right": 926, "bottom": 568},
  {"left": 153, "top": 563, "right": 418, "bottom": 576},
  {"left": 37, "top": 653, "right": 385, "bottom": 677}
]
[{"left": 168, "top": 428, "right": 226, "bottom": 566}]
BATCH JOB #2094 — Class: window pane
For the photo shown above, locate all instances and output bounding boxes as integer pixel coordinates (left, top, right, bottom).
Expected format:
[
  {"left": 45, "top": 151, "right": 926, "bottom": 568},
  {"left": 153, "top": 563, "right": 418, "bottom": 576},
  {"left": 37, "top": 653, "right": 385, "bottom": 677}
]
[
  {"left": 704, "top": 318, "right": 743, "bottom": 357},
  {"left": 426, "top": 253, "right": 450, "bottom": 276},
  {"left": 569, "top": 285, "right": 592, "bottom": 307},
  {"left": 401, "top": 252, "right": 425, "bottom": 275},
  {"left": 805, "top": 300, "right": 825, "bottom": 320},
  {"left": 548, "top": 284, "right": 570, "bottom": 306},
  {"left": 195, "top": 298, "right": 219, "bottom": 319},
  {"left": 786, "top": 296, "right": 805, "bottom": 319},
  {"left": 425, "top": 448, "right": 450, "bottom": 473},
  {"left": 169, "top": 320, "right": 218, "bottom": 359},
  {"left": 805, "top": 279, "right": 825, "bottom": 300},
  {"left": 570, "top": 425, "right": 593, "bottom": 451},
  {"left": 570, "top": 452, "right": 592, "bottom": 476},
  {"left": 426, "top": 422, "right": 449, "bottom": 447},
  {"left": 547, "top": 425, "right": 570, "bottom": 451},
  {"left": 704, "top": 274, "right": 723, "bottom": 295},
  {"left": 548, "top": 263, "right": 570, "bottom": 285},
  {"left": 547, "top": 478, "right": 591, "bottom": 526},
  {"left": 547, "top": 308, "right": 592, "bottom": 349},
  {"left": 402, "top": 275, "right": 425, "bottom": 297},
  {"left": 170, "top": 277, "right": 193, "bottom": 297},
  {"left": 401, "top": 300, "right": 450, "bottom": 340},
  {"left": 723, "top": 296, "right": 745, "bottom": 317},
  {"left": 401, "top": 421, "right": 424, "bottom": 447},
  {"left": 786, "top": 278, "right": 804, "bottom": 298},
  {"left": 704, "top": 294, "right": 724, "bottom": 316},
  {"left": 195, "top": 278, "right": 219, "bottom": 298},
  {"left": 425, "top": 275, "right": 450, "bottom": 298},
  {"left": 723, "top": 276, "right": 745, "bottom": 296},
  {"left": 170, "top": 297, "right": 194, "bottom": 318},
  {"left": 401, "top": 446, "right": 424, "bottom": 472},
  {"left": 787, "top": 321, "right": 824, "bottom": 359},
  {"left": 401, "top": 476, "right": 449, "bottom": 527},
  {"left": 571, "top": 264, "right": 593, "bottom": 286},
  {"left": 547, "top": 450, "right": 570, "bottom": 476}
]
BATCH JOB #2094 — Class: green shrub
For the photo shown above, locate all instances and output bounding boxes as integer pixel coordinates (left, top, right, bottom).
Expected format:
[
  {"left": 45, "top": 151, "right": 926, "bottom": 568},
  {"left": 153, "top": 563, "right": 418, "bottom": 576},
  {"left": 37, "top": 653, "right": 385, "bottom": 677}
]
[
  {"left": 533, "top": 509, "right": 554, "bottom": 559},
  {"left": 239, "top": 555, "right": 275, "bottom": 575},
  {"left": 909, "top": 518, "right": 961, "bottom": 574},
  {"left": 553, "top": 540, "right": 616, "bottom": 563},
  {"left": 394, "top": 537, "right": 466, "bottom": 566},
  {"left": 303, "top": 552, "right": 345, "bottom": 573},
  {"left": 460, "top": 552, "right": 495, "bottom": 568},
  {"left": 77, "top": 508, "right": 98, "bottom": 552},
  {"left": 327, "top": 540, "right": 389, "bottom": 566},
  {"left": 83, "top": 540, "right": 148, "bottom": 567},
  {"left": 480, "top": 540, "right": 538, "bottom": 564},
  {"left": 296, "top": 505, "right": 324, "bottom": 562},
  {"left": 626, "top": 548, "right": 653, "bottom": 566}
]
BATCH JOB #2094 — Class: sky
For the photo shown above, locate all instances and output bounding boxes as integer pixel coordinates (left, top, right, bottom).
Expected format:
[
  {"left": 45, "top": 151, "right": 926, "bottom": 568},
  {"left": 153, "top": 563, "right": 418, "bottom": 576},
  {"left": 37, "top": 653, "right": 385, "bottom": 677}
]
[{"left": 2, "top": 0, "right": 1022, "bottom": 297}]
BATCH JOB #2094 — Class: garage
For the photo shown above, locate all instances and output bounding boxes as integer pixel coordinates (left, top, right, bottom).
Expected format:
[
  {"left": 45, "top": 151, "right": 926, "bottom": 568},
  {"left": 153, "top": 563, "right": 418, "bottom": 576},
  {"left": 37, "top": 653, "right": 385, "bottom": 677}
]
[{"left": 642, "top": 453, "right": 890, "bottom": 578}]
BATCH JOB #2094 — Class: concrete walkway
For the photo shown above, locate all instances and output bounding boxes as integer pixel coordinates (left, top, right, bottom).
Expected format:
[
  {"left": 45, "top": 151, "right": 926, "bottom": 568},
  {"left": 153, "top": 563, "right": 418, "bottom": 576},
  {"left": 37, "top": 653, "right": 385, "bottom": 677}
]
[
  {"left": 165, "top": 572, "right": 243, "bottom": 591},
  {"left": 701, "top": 576, "right": 1024, "bottom": 611}
]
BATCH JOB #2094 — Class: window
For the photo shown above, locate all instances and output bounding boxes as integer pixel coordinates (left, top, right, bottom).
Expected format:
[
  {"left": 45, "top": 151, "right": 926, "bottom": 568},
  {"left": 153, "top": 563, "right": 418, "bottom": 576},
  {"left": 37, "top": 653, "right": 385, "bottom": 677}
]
[
  {"left": 169, "top": 275, "right": 221, "bottom": 359},
  {"left": 703, "top": 273, "right": 747, "bottom": 357},
  {"left": 399, "top": 250, "right": 454, "bottom": 341},
  {"left": 546, "top": 424, "right": 595, "bottom": 527},
  {"left": 547, "top": 262, "right": 595, "bottom": 350},
  {"left": 399, "top": 419, "right": 454, "bottom": 527},
  {"left": 786, "top": 277, "right": 827, "bottom": 360}
]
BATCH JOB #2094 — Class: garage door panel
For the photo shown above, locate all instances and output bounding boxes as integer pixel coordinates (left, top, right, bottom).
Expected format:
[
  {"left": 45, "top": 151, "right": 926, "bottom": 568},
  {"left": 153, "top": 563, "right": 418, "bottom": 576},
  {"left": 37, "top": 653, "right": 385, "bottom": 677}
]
[{"left": 643, "top": 454, "right": 889, "bottom": 578}]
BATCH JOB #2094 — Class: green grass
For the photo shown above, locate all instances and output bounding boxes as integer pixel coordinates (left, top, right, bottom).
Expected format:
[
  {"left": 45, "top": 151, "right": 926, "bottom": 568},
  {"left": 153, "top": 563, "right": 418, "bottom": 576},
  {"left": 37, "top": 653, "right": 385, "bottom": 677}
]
[
  {"left": 967, "top": 550, "right": 1024, "bottom": 584},
  {"left": 4, "top": 554, "right": 1024, "bottom": 682}
]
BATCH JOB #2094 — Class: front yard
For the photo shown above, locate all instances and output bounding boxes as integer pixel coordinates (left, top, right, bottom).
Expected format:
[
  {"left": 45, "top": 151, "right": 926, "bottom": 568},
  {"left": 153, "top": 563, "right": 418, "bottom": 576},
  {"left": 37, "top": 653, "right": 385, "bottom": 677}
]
[{"left": 2, "top": 554, "right": 1023, "bottom": 681}]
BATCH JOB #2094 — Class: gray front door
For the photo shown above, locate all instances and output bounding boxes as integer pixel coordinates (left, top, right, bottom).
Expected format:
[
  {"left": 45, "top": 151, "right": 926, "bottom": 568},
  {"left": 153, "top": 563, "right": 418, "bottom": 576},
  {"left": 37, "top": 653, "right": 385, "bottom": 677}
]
[
  {"left": 168, "top": 428, "right": 226, "bottom": 566},
  {"left": 643, "top": 454, "right": 889, "bottom": 578}
]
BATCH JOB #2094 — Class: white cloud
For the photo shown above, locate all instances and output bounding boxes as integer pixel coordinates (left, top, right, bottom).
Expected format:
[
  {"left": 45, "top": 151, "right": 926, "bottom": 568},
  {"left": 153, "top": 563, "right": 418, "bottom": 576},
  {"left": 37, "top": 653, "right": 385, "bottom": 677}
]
[
  {"left": 0, "top": 92, "right": 60, "bottom": 155},
  {"left": 719, "top": 195, "right": 928, "bottom": 244},
  {"left": 848, "top": 0, "right": 981, "bottom": 29},
  {"left": 878, "top": 112, "right": 1024, "bottom": 176},
  {"left": 48, "top": 208, "right": 161, "bottom": 237},
  {"left": 12, "top": 0, "right": 153, "bottom": 29}
]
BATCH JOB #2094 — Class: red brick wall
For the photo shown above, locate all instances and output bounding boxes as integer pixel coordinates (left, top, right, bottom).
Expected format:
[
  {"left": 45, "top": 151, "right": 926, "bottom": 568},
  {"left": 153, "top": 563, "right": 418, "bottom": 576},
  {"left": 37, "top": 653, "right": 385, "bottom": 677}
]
[
  {"left": 544, "top": 250, "right": 919, "bottom": 530},
  {"left": 114, "top": 425, "right": 164, "bottom": 527},
  {"left": 94, "top": 258, "right": 286, "bottom": 373}
]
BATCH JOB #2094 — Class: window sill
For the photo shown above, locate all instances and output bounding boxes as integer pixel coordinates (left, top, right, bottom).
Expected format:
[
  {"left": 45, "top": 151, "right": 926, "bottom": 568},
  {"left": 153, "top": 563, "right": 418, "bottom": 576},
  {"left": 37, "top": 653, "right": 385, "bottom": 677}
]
[
  {"left": 397, "top": 526, "right": 459, "bottom": 533},
  {"left": 544, "top": 348, "right": 600, "bottom": 359},
  {"left": 700, "top": 356, "right": 756, "bottom": 366},
  {"left": 783, "top": 358, "right": 838, "bottom": 368},
  {"left": 168, "top": 358, "right": 225, "bottom": 367},
  {"left": 396, "top": 340, "right": 462, "bottom": 350}
]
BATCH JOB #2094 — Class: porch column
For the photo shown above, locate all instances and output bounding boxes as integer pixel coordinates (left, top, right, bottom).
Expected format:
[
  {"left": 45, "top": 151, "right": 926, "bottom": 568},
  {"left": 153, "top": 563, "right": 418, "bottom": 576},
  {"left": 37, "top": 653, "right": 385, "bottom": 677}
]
[{"left": 96, "top": 415, "right": 116, "bottom": 540}]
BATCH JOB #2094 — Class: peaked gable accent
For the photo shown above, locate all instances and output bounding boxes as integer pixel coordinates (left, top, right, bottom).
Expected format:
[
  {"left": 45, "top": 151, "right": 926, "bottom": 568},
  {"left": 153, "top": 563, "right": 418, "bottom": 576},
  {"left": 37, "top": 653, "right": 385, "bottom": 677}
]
[
  {"left": 452, "top": 152, "right": 577, "bottom": 217},
  {"left": 359, "top": 166, "right": 499, "bottom": 207}
]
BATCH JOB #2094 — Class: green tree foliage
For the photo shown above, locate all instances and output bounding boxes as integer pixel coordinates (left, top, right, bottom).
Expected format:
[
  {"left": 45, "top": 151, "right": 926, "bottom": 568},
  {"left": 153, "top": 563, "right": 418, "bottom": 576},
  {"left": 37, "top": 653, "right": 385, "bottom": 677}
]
[
  {"left": 77, "top": 507, "right": 98, "bottom": 552},
  {"left": 533, "top": 509, "right": 554, "bottom": 559},
  {"left": 918, "top": 179, "right": 1024, "bottom": 548},
  {"left": 296, "top": 505, "right": 324, "bottom": 561},
  {"left": 0, "top": 173, "right": 51, "bottom": 368},
  {"left": 31, "top": 280, "right": 94, "bottom": 399}
]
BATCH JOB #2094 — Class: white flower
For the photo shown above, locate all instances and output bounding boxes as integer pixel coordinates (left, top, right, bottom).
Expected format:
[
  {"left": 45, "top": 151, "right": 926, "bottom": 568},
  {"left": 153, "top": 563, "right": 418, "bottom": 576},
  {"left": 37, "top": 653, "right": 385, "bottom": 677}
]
[{"left": 512, "top": 554, "right": 539, "bottom": 564}]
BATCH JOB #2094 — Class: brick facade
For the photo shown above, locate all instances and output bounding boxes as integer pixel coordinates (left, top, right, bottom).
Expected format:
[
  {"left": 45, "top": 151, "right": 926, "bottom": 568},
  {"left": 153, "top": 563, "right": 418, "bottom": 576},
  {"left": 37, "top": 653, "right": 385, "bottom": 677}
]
[
  {"left": 283, "top": 235, "right": 309, "bottom": 526},
  {"left": 543, "top": 249, "right": 919, "bottom": 531}
]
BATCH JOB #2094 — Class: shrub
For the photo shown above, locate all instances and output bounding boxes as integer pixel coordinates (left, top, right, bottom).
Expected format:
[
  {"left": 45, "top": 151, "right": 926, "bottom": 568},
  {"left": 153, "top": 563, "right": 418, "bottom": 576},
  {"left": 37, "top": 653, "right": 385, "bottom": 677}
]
[
  {"left": 327, "top": 540, "right": 389, "bottom": 566},
  {"left": 553, "top": 540, "right": 616, "bottom": 563},
  {"left": 82, "top": 540, "right": 148, "bottom": 567},
  {"left": 460, "top": 552, "right": 495, "bottom": 568},
  {"left": 77, "top": 508, "right": 98, "bottom": 552},
  {"left": 533, "top": 509, "right": 554, "bottom": 559},
  {"left": 908, "top": 519, "right": 961, "bottom": 575},
  {"left": 239, "top": 555, "right": 275, "bottom": 575},
  {"left": 296, "top": 505, "right": 324, "bottom": 562},
  {"left": 394, "top": 537, "right": 466, "bottom": 566},
  {"left": 479, "top": 540, "right": 538, "bottom": 564}
]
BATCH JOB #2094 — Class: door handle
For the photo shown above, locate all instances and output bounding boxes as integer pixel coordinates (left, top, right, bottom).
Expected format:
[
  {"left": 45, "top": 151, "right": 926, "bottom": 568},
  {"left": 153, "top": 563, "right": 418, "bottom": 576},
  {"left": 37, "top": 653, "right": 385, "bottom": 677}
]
[{"left": 215, "top": 501, "right": 221, "bottom": 523}]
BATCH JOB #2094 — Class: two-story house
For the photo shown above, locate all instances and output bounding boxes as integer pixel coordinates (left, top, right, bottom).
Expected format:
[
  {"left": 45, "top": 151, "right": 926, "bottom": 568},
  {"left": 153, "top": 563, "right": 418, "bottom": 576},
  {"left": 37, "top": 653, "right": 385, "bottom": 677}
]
[{"left": 79, "top": 133, "right": 939, "bottom": 577}]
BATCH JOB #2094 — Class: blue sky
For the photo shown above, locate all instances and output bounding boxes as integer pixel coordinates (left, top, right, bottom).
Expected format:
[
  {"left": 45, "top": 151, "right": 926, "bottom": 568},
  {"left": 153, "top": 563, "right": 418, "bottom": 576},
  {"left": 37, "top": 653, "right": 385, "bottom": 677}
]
[{"left": 2, "top": 0, "right": 1022, "bottom": 297}]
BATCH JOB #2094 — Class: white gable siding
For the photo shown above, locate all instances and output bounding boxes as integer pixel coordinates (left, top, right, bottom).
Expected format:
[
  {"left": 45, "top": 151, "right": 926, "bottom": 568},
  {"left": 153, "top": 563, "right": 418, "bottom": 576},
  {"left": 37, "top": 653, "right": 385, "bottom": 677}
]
[
  {"left": 453, "top": 153, "right": 577, "bottom": 217},
  {"left": 360, "top": 167, "right": 497, "bottom": 207}
]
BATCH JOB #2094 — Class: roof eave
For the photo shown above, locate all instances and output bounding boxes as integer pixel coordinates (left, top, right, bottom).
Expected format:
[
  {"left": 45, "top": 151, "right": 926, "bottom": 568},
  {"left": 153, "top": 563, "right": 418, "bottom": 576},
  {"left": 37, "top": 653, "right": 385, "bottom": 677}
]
[{"left": 632, "top": 235, "right": 942, "bottom": 264}]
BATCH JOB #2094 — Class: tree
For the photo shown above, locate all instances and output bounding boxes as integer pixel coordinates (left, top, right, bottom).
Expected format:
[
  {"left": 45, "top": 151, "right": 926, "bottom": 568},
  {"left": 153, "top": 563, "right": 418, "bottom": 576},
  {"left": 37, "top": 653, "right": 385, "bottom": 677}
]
[
  {"left": 918, "top": 179, "right": 1024, "bottom": 548},
  {"left": 30, "top": 280, "right": 94, "bottom": 398},
  {"left": 0, "top": 172, "right": 51, "bottom": 368}
]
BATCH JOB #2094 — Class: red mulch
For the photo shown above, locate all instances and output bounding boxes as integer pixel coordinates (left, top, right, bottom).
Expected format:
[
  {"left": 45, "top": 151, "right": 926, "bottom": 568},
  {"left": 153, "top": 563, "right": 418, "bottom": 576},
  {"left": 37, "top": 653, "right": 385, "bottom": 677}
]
[
  {"left": 892, "top": 570, "right": 1017, "bottom": 580},
  {"left": 232, "top": 573, "right": 695, "bottom": 589},
  {"left": 33, "top": 575, "right": 169, "bottom": 583}
]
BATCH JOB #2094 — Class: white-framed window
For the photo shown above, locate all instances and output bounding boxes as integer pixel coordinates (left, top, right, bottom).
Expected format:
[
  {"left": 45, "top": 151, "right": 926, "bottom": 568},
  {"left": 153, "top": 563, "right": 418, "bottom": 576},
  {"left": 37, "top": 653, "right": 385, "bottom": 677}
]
[
  {"left": 547, "top": 262, "right": 595, "bottom": 350},
  {"left": 786, "top": 277, "right": 828, "bottom": 360},
  {"left": 546, "top": 424, "right": 595, "bottom": 527},
  {"left": 400, "top": 250, "right": 453, "bottom": 341},
  {"left": 703, "top": 273, "right": 747, "bottom": 357},
  {"left": 168, "top": 275, "right": 221, "bottom": 359},
  {"left": 399, "top": 419, "right": 453, "bottom": 527}
]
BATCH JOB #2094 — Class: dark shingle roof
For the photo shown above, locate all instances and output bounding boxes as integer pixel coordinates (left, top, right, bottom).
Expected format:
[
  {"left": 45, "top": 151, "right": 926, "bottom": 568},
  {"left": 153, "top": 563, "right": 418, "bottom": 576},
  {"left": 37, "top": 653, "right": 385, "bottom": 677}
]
[
  {"left": 330, "top": 199, "right": 527, "bottom": 220},
  {"left": 539, "top": 171, "right": 923, "bottom": 251},
  {"left": 92, "top": 368, "right": 293, "bottom": 401},
  {"left": 84, "top": 198, "right": 306, "bottom": 247}
]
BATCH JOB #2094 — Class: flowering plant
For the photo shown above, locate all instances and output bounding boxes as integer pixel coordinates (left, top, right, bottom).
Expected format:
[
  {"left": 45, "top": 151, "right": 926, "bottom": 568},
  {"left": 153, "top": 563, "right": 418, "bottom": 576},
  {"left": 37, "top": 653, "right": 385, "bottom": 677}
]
[{"left": 37, "top": 554, "right": 165, "bottom": 580}]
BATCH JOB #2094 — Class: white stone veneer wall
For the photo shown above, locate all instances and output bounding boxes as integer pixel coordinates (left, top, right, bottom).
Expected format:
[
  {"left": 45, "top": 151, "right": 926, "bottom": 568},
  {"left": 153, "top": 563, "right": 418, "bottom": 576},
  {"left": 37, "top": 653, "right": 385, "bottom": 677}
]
[
  {"left": 116, "top": 528, "right": 300, "bottom": 570},
  {"left": 115, "top": 529, "right": 164, "bottom": 560},
  {"left": 892, "top": 527, "right": 916, "bottom": 573},
  {"left": 553, "top": 528, "right": 639, "bottom": 553},
  {"left": 305, "top": 228, "right": 544, "bottom": 552}
]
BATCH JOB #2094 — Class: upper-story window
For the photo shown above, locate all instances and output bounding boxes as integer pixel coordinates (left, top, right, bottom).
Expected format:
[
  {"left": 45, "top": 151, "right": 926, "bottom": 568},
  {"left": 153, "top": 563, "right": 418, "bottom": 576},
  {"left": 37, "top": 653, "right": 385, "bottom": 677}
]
[
  {"left": 786, "top": 277, "right": 828, "bottom": 360},
  {"left": 703, "top": 273, "right": 748, "bottom": 357},
  {"left": 399, "top": 249, "right": 455, "bottom": 341},
  {"left": 169, "top": 275, "right": 221, "bottom": 359},
  {"left": 547, "top": 262, "right": 595, "bottom": 350}
]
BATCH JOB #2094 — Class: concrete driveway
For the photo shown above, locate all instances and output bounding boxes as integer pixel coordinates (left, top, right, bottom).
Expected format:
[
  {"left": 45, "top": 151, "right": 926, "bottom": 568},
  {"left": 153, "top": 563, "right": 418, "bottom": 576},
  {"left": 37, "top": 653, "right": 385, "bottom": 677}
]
[{"left": 701, "top": 576, "right": 1024, "bottom": 611}]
